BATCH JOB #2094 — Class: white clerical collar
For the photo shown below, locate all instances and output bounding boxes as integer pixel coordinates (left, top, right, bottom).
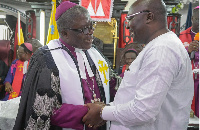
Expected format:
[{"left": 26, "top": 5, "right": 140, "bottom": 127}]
[
  {"left": 23, "top": 61, "right": 29, "bottom": 74},
  {"left": 75, "top": 48, "right": 82, "bottom": 52}
]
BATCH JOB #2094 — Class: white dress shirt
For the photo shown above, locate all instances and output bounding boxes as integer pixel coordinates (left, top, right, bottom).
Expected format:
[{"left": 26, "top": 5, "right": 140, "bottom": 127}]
[{"left": 102, "top": 31, "right": 194, "bottom": 130}]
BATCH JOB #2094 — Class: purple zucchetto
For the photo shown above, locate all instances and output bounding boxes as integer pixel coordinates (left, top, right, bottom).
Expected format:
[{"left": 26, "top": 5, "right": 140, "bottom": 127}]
[
  {"left": 24, "top": 43, "right": 33, "bottom": 52},
  {"left": 55, "top": 1, "right": 77, "bottom": 21},
  {"left": 194, "top": 6, "right": 199, "bottom": 9}
]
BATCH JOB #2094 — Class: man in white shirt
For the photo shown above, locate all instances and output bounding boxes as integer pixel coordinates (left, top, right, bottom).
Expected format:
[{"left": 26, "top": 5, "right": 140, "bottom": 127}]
[{"left": 82, "top": 0, "right": 194, "bottom": 130}]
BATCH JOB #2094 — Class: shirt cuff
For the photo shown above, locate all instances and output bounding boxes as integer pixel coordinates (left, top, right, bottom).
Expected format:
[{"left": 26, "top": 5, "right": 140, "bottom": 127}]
[{"left": 102, "top": 106, "right": 117, "bottom": 122}]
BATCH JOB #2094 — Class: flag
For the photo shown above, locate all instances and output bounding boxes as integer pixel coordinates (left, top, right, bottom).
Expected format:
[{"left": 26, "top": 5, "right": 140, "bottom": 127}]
[
  {"left": 118, "top": 13, "right": 133, "bottom": 48},
  {"left": 80, "top": 0, "right": 114, "bottom": 22},
  {"left": 185, "top": 2, "right": 192, "bottom": 30},
  {"left": 46, "top": 0, "right": 59, "bottom": 45},
  {"left": 14, "top": 20, "right": 24, "bottom": 60}
]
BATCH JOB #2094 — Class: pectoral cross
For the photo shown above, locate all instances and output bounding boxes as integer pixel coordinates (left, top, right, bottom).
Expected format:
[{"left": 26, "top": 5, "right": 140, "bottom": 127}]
[
  {"left": 18, "top": 64, "right": 23, "bottom": 71},
  {"left": 91, "top": 94, "right": 100, "bottom": 103},
  {"left": 98, "top": 60, "right": 109, "bottom": 85},
  {"left": 10, "top": 92, "right": 18, "bottom": 98}
]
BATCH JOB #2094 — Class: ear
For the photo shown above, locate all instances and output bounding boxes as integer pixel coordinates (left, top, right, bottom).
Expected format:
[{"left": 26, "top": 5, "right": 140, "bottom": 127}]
[
  {"left": 61, "top": 30, "right": 68, "bottom": 38},
  {"left": 146, "top": 12, "right": 154, "bottom": 24}
]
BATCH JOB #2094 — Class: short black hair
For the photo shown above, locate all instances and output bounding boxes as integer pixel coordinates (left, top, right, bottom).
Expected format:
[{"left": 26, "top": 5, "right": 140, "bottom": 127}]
[{"left": 124, "top": 49, "right": 138, "bottom": 56}]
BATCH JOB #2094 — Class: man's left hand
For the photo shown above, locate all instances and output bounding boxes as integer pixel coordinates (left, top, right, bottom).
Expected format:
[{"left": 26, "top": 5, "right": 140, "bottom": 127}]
[{"left": 82, "top": 103, "right": 105, "bottom": 128}]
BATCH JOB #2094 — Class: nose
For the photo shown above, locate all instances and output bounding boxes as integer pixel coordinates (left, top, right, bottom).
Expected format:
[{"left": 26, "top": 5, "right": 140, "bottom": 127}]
[{"left": 87, "top": 27, "right": 94, "bottom": 35}]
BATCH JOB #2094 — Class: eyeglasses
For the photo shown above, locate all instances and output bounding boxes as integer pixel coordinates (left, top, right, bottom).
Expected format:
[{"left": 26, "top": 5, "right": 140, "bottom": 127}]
[
  {"left": 126, "top": 10, "right": 150, "bottom": 22},
  {"left": 65, "top": 22, "right": 97, "bottom": 35}
]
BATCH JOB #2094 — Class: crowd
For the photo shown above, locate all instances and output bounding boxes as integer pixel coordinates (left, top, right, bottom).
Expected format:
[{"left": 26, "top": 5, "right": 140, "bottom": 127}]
[{"left": 0, "top": 0, "right": 198, "bottom": 130}]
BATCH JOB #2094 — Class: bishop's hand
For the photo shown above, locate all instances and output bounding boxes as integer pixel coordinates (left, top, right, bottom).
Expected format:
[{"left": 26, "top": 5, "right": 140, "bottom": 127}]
[
  {"left": 82, "top": 103, "right": 106, "bottom": 128},
  {"left": 188, "top": 40, "right": 199, "bottom": 53}
]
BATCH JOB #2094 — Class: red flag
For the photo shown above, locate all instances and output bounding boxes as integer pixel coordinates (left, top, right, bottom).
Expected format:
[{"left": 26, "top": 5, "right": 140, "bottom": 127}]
[
  {"left": 14, "top": 20, "right": 24, "bottom": 60},
  {"left": 118, "top": 13, "right": 133, "bottom": 48},
  {"left": 80, "top": 0, "right": 114, "bottom": 22}
]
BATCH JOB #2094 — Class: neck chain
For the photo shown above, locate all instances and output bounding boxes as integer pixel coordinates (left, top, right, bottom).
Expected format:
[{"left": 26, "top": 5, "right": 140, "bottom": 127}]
[
  {"left": 193, "top": 60, "right": 199, "bottom": 80},
  {"left": 193, "top": 60, "right": 199, "bottom": 69},
  {"left": 191, "top": 29, "right": 197, "bottom": 34},
  {"left": 85, "top": 78, "right": 97, "bottom": 103}
]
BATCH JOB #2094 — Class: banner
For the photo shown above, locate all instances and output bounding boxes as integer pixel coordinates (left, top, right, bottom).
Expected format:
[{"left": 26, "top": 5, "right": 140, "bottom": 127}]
[
  {"left": 118, "top": 13, "right": 133, "bottom": 48},
  {"left": 14, "top": 20, "right": 24, "bottom": 60},
  {"left": 46, "top": 0, "right": 59, "bottom": 45},
  {"left": 80, "top": 0, "right": 114, "bottom": 22}
]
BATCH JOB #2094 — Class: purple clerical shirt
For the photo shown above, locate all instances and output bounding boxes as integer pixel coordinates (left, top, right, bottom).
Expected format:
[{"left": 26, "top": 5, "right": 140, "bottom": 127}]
[{"left": 50, "top": 38, "right": 102, "bottom": 130}]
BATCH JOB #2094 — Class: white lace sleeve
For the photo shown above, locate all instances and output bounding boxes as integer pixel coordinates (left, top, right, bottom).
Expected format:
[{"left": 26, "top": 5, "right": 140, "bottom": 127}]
[{"left": 0, "top": 97, "right": 21, "bottom": 130}]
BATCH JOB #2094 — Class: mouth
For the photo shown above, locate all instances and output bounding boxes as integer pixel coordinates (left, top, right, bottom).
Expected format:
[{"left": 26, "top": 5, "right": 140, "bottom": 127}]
[
  {"left": 85, "top": 39, "right": 93, "bottom": 43},
  {"left": 83, "top": 38, "right": 93, "bottom": 50},
  {"left": 85, "top": 35, "right": 94, "bottom": 43}
]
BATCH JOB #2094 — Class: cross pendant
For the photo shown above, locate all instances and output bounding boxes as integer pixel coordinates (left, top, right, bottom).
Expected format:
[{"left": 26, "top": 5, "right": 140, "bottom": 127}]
[{"left": 91, "top": 93, "right": 98, "bottom": 103}]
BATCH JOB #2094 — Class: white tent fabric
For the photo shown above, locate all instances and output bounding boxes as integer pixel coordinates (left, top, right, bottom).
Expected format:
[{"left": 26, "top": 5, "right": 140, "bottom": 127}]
[{"left": 0, "top": 97, "right": 20, "bottom": 130}]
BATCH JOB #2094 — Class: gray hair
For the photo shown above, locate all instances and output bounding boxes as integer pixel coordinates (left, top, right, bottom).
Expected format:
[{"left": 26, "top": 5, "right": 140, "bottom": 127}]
[{"left": 56, "top": 5, "right": 89, "bottom": 36}]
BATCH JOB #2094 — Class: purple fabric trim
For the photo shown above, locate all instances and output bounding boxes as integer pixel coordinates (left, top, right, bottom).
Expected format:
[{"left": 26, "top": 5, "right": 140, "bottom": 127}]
[
  {"left": 59, "top": 38, "right": 76, "bottom": 58},
  {"left": 50, "top": 40, "right": 102, "bottom": 128},
  {"left": 24, "top": 42, "right": 33, "bottom": 52},
  {"left": 190, "top": 30, "right": 196, "bottom": 41},
  {"left": 120, "top": 72, "right": 124, "bottom": 78},
  {"left": 4, "top": 59, "right": 18, "bottom": 85},
  {"left": 194, "top": 6, "right": 199, "bottom": 9},
  {"left": 83, "top": 68, "right": 101, "bottom": 103},
  {"left": 194, "top": 51, "right": 199, "bottom": 64},
  {"left": 55, "top": 1, "right": 77, "bottom": 21},
  {"left": 109, "top": 77, "right": 117, "bottom": 98},
  {"left": 11, "top": 61, "right": 18, "bottom": 74},
  {"left": 51, "top": 104, "right": 88, "bottom": 130}
]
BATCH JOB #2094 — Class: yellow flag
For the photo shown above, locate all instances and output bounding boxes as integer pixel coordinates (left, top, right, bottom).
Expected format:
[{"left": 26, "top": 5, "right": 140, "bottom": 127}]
[
  {"left": 17, "top": 21, "right": 24, "bottom": 46},
  {"left": 46, "top": 0, "right": 59, "bottom": 45}
]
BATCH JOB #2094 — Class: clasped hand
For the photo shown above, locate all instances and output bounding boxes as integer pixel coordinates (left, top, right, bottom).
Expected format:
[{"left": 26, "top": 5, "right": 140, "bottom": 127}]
[
  {"left": 188, "top": 40, "right": 199, "bottom": 53},
  {"left": 5, "top": 82, "right": 13, "bottom": 93},
  {"left": 82, "top": 101, "right": 106, "bottom": 128}
]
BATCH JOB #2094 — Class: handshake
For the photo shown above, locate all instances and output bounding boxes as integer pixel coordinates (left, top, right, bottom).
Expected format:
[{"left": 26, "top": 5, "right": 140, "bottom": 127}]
[{"left": 82, "top": 99, "right": 107, "bottom": 129}]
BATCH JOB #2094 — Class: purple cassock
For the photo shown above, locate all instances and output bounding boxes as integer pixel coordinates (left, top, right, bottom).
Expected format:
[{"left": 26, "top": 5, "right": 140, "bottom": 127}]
[{"left": 50, "top": 38, "right": 116, "bottom": 130}]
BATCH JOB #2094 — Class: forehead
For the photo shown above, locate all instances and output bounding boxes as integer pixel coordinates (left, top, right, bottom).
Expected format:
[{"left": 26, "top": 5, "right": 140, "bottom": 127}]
[
  {"left": 73, "top": 13, "right": 92, "bottom": 27},
  {"left": 125, "top": 52, "right": 137, "bottom": 57},
  {"left": 18, "top": 46, "right": 24, "bottom": 52},
  {"left": 128, "top": 2, "right": 147, "bottom": 15}
]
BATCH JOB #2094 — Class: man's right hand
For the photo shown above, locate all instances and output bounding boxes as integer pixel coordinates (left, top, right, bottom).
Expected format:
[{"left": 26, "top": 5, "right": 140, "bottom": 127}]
[
  {"left": 188, "top": 41, "right": 199, "bottom": 53},
  {"left": 5, "top": 82, "right": 13, "bottom": 93}
]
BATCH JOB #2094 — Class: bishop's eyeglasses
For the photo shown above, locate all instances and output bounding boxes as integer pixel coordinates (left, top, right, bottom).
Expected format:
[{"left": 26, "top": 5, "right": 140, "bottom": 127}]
[{"left": 65, "top": 22, "right": 97, "bottom": 35}]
